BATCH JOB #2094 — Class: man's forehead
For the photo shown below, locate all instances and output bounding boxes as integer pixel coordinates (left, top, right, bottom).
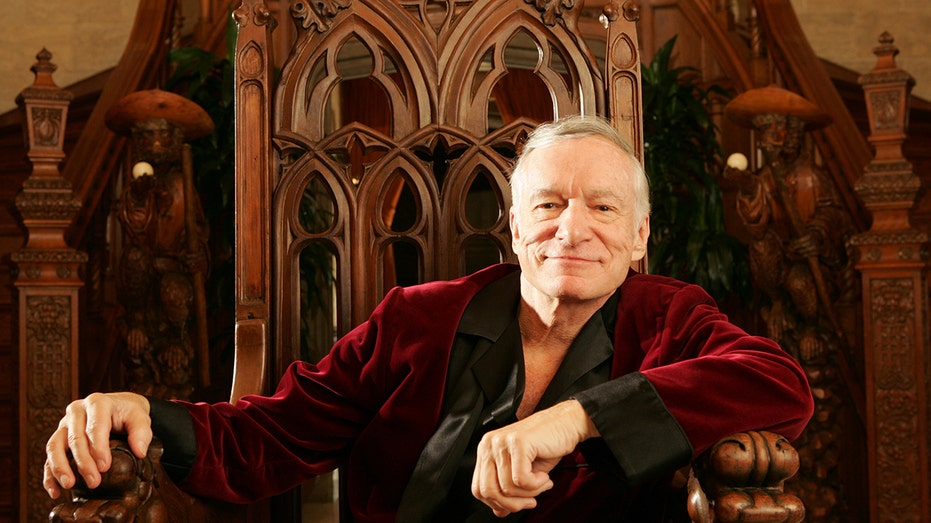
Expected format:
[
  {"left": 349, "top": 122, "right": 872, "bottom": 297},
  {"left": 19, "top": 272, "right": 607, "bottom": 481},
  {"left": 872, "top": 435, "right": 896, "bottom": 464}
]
[{"left": 526, "top": 184, "right": 627, "bottom": 198}]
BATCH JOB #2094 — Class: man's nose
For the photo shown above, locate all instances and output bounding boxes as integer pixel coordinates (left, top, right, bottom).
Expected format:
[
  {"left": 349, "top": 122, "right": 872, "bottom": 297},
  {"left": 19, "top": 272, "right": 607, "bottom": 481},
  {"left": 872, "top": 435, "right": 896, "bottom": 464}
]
[{"left": 555, "top": 202, "right": 591, "bottom": 245}]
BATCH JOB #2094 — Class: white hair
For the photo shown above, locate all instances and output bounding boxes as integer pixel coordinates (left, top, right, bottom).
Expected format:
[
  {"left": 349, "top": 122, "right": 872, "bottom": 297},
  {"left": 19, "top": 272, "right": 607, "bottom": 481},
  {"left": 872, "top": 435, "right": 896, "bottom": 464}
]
[{"left": 509, "top": 115, "right": 651, "bottom": 225}]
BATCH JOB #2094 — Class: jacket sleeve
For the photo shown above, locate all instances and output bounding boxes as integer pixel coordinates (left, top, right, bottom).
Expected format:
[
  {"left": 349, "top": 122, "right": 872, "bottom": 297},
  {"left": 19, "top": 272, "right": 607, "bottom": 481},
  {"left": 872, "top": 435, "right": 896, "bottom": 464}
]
[
  {"left": 162, "top": 298, "right": 405, "bottom": 504},
  {"left": 150, "top": 270, "right": 491, "bottom": 504},
  {"left": 576, "top": 279, "right": 813, "bottom": 483}
]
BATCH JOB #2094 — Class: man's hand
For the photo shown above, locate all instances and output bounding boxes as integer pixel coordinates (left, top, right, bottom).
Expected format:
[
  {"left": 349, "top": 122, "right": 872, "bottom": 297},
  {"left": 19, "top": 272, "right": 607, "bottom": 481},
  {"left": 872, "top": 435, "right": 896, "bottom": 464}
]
[
  {"left": 471, "top": 399, "right": 600, "bottom": 518},
  {"left": 43, "top": 392, "right": 152, "bottom": 499}
]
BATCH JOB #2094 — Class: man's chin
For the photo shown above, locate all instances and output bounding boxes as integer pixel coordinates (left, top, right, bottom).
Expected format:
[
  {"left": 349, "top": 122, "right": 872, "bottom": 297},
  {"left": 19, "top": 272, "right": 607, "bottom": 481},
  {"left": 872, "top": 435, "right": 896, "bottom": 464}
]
[{"left": 544, "top": 279, "right": 604, "bottom": 301}]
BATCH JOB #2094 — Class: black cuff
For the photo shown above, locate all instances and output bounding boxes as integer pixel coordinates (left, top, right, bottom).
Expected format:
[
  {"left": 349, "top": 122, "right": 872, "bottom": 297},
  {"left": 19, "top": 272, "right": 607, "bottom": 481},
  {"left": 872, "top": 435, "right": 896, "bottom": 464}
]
[
  {"left": 147, "top": 396, "right": 197, "bottom": 484},
  {"left": 573, "top": 372, "right": 692, "bottom": 484}
]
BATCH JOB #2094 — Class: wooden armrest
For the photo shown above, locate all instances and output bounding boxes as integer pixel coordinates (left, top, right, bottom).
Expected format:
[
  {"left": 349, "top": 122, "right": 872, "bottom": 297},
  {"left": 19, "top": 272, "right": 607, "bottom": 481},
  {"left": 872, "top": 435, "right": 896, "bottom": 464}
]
[
  {"left": 50, "top": 432, "right": 804, "bottom": 522},
  {"left": 50, "top": 435, "right": 244, "bottom": 523},
  {"left": 687, "top": 431, "right": 805, "bottom": 523}
]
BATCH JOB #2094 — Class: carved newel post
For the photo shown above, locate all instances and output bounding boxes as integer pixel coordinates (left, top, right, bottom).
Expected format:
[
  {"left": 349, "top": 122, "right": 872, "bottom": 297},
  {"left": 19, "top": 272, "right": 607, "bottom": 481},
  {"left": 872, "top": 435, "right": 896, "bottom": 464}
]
[
  {"left": 12, "top": 49, "right": 87, "bottom": 522},
  {"left": 851, "top": 32, "right": 931, "bottom": 523}
]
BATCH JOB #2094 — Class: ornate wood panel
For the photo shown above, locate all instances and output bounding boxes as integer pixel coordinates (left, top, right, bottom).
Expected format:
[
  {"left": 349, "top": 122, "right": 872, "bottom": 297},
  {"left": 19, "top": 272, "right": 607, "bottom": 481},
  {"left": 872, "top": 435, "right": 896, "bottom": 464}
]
[{"left": 232, "top": 0, "right": 643, "bottom": 383}]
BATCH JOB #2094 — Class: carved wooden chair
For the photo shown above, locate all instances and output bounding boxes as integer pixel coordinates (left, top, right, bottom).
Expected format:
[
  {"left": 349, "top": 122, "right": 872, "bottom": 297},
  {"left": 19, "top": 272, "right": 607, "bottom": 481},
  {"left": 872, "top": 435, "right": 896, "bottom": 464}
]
[{"left": 50, "top": 1, "right": 804, "bottom": 522}]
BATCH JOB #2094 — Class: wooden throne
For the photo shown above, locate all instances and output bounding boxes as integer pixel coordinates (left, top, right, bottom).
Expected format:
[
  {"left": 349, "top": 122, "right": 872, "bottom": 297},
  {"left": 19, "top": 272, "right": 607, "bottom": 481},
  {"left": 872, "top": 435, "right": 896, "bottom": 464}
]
[{"left": 49, "top": 1, "right": 804, "bottom": 522}]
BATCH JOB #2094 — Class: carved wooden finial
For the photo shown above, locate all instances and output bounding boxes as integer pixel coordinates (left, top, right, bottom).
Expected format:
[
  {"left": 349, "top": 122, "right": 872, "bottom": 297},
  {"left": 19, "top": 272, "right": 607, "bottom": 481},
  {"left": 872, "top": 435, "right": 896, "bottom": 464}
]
[
  {"left": 13, "top": 47, "right": 82, "bottom": 249},
  {"left": 17, "top": 49, "right": 74, "bottom": 178},
  {"left": 17, "top": 48, "right": 73, "bottom": 107},
  {"left": 854, "top": 31, "right": 920, "bottom": 235},
  {"left": 622, "top": 1, "right": 640, "bottom": 22},
  {"left": 869, "top": 31, "right": 905, "bottom": 74},
  {"left": 30, "top": 48, "right": 58, "bottom": 87}
]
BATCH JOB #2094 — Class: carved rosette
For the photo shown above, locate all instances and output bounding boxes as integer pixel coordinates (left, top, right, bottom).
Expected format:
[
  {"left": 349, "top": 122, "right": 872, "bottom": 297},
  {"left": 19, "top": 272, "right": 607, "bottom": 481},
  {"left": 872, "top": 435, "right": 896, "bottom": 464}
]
[
  {"left": 291, "top": 0, "right": 351, "bottom": 32},
  {"left": 30, "top": 106, "right": 63, "bottom": 146},
  {"left": 525, "top": 0, "right": 578, "bottom": 27}
]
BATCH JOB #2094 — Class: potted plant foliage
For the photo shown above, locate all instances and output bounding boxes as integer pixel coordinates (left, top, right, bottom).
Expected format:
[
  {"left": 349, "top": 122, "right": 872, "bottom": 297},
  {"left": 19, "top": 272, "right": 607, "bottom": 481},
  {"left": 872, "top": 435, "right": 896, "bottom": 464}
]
[{"left": 642, "top": 36, "right": 751, "bottom": 306}]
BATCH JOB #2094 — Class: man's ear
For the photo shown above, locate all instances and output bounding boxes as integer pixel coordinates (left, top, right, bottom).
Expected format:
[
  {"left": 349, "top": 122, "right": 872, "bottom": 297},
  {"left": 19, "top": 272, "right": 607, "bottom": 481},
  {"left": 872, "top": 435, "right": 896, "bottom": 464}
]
[
  {"left": 509, "top": 207, "right": 521, "bottom": 247},
  {"left": 631, "top": 215, "right": 650, "bottom": 261}
]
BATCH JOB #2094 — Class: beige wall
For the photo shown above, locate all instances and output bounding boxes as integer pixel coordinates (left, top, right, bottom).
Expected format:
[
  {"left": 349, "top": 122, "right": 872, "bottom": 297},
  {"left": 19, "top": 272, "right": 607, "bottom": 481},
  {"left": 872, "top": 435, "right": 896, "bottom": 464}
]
[
  {"left": 1, "top": 1, "right": 140, "bottom": 114},
  {"left": 0, "top": 1, "right": 928, "bottom": 114},
  {"left": 790, "top": 0, "right": 931, "bottom": 101}
]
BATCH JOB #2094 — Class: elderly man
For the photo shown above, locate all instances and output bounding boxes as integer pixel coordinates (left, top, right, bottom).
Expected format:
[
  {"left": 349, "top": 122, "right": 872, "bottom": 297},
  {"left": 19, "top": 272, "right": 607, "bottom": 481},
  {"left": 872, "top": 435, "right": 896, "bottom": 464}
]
[{"left": 45, "top": 115, "right": 812, "bottom": 521}]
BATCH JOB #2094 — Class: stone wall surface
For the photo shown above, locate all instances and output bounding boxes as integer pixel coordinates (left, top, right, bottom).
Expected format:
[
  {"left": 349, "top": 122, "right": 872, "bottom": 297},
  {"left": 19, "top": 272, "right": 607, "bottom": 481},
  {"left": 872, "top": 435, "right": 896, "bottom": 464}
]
[
  {"left": 1, "top": 1, "right": 140, "bottom": 113},
  {"left": 791, "top": 0, "right": 931, "bottom": 100}
]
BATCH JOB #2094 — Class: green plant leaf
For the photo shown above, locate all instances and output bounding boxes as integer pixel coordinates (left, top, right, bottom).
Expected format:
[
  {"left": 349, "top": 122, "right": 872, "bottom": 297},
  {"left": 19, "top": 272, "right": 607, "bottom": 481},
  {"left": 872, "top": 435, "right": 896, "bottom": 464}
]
[{"left": 642, "top": 36, "right": 750, "bottom": 306}]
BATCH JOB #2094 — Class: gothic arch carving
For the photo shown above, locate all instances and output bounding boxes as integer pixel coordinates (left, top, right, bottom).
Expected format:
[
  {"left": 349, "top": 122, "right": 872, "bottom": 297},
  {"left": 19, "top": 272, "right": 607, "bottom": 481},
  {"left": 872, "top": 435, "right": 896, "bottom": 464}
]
[{"left": 438, "top": 5, "right": 603, "bottom": 133}]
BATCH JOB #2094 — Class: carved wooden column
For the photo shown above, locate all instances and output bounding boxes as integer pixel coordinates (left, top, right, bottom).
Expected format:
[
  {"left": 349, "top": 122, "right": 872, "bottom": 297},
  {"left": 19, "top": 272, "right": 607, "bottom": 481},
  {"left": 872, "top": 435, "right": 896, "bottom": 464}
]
[
  {"left": 851, "top": 32, "right": 931, "bottom": 523},
  {"left": 603, "top": 0, "right": 643, "bottom": 159},
  {"left": 230, "top": 0, "right": 275, "bottom": 402},
  {"left": 12, "top": 49, "right": 86, "bottom": 523}
]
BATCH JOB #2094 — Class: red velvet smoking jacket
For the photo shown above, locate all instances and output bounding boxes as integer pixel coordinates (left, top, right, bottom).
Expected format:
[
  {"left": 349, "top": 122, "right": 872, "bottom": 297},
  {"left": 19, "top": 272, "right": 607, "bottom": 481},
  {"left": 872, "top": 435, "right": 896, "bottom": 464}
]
[{"left": 173, "top": 263, "right": 813, "bottom": 521}]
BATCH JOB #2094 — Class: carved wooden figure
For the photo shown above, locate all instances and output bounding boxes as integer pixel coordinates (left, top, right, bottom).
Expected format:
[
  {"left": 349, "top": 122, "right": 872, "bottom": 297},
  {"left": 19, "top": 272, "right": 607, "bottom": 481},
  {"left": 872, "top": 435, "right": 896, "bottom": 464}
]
[
  {"left": 724, "top": 86, "right": 859, "bottom": 522},
  {"left": 105, "top": 90, "right": 214, "bottom": 400}
]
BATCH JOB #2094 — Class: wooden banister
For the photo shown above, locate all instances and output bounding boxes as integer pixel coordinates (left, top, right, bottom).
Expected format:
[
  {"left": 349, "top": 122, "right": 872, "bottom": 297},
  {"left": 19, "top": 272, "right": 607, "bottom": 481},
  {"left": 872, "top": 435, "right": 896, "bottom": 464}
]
[{"left": 677, "top": 0, "right": 755, "bottom": 91}]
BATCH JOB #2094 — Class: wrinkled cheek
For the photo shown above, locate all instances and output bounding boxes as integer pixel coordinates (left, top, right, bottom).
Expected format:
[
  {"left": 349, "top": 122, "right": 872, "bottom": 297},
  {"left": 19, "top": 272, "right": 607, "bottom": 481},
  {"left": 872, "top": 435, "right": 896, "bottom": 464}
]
[{"left": 528, "top": 244, "right": 552, "bottom": 264}]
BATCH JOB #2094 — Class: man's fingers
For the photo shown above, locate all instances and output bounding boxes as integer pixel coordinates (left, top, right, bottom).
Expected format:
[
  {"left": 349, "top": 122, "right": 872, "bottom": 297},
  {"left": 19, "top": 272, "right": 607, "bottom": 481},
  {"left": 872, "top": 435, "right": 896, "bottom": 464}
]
[
  {"left": 45, "top": 425, "right": 73, "bottom": 496},
  {"left": 84, "top": 393, "right": 115, "bottom": 473},
  {"left": 64, "top": 402, "right": 100, "bottom": 489},
  {"left": 473, "top": 460, "right": 533, "bottom": 517},
  {"left": 110, "top": 392, "right": 153, "bottom": 458},
  {"left": 493, "top": 434, "right": 552, "bottom": 495},
  {"left": 125, "top": 422, "right": 153, "bottom": 459},
  {"left": 43, "top": 392, "right": 152, "bottom": 500},
  {"left": 43, "top": 459, "right": 63, "bottom": 499},
  {"left": 472, "top": 436, "right": 548, "bottom": 517}
]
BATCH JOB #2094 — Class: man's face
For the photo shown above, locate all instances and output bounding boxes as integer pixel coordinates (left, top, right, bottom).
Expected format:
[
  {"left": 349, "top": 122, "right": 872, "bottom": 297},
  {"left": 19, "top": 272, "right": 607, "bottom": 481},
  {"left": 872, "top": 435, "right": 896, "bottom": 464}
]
[
  {"left": 132, "top": 118, "right": 183, "bottom": 169},
  {"left": 509, "top": 135, "right": 649, "bottom": 307}
]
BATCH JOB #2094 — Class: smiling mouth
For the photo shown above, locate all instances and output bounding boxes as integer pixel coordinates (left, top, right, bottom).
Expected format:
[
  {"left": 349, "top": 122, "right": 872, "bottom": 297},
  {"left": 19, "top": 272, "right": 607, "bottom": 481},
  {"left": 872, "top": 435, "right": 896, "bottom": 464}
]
[{"left": 545, "top": 255, "right": 597, "bottom": 264}]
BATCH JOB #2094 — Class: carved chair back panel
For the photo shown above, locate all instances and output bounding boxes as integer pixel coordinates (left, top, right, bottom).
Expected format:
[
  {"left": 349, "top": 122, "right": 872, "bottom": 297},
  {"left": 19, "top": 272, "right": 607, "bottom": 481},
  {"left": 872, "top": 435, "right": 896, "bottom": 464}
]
[{"left": 266, "top": 0, "right": 641, "bottom": 373}]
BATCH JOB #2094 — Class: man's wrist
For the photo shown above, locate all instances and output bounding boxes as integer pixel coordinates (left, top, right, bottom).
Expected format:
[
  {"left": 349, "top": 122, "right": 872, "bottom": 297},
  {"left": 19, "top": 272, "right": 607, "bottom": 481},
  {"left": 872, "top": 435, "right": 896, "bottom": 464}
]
[{"left": 565, "top": 399, "right": 601, "bottom": 440}]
